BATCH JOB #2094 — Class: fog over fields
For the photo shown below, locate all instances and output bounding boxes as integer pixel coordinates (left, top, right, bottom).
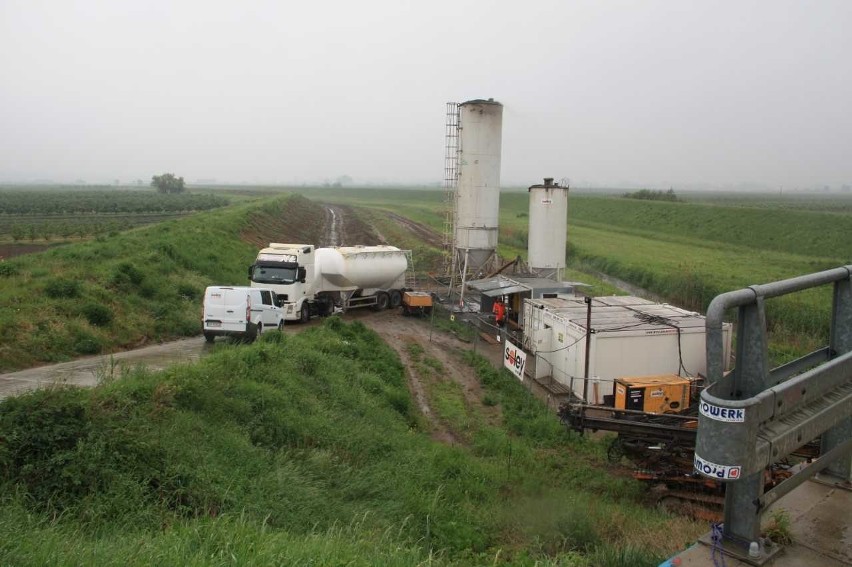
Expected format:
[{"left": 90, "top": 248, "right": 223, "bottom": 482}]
[{"left": 1, "top": 1, "right": 850, "bottom": 189}]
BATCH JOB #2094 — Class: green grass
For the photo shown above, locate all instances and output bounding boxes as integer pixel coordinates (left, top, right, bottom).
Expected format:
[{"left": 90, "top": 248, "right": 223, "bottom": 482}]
[
  {"left": 0, "top": 319, "right": 701, "bottom": 565},
  {"left": 0, "top": 194, "right": 329, "bottom": 371},
  {"left": 0, "top": 188, "right": 228, "bottom": 215},
  {"left": 564, "top": 194, "right": 850, "bottom": 259}
]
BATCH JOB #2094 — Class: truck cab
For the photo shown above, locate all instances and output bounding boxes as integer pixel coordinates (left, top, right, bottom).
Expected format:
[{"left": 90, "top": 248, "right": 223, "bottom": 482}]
[{"left": 248, "top": 244, "right": 323, "bottom": 322}]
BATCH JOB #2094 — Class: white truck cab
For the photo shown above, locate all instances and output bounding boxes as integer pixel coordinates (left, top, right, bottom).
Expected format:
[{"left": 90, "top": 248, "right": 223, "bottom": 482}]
[{"left": 202, "top": 286, "right": 284, "bottom": 342}]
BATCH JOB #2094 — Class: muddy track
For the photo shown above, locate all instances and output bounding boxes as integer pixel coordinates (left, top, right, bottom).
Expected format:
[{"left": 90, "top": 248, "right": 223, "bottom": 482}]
[
  {"left": 384, "top": 212, "right": 444, "bottom": 249},
  {"left": 319, "top": 205, "right": 345, "bottom": 247},
  {"left": 319, "top": 206, "right": 496, "bottom": 445},
  {"left": 319, "top": 204, "right": 383, "bottom": 247},
  {"left": 355, "top": 309, "right": 503, "bottom": 446}
]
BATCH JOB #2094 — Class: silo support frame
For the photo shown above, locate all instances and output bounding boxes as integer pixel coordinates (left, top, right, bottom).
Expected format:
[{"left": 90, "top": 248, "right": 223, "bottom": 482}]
[
  {"left": 458, "top": 252, "right": 470, "bottom": 307},
  {"left": 453, "top": 248, "right": 498, "bottom": 309}
]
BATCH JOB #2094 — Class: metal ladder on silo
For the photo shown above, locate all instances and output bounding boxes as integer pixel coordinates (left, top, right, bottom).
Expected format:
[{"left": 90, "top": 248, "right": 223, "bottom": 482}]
[
  {"left": 442, "top": 102, "right": 460, "bottom": 277},
  {"left": 403, "top": 250, "right": 416, "bottom": 289}
]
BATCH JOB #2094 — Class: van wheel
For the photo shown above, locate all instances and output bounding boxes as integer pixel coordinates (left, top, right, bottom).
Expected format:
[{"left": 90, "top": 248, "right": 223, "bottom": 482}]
[
  {"left": 389, "top": 290, "right": 402, "bottom": 308},
  {"left": 204, "top": 333, "right": 215, "bottom": 343},
  {"left": 300, "top": 303, "right": 311, "bottom": 324},
  {"left": 278, "top": 320, "right": 285, "bottom": 332},
  {"left": 374, "top": 292, "right": 390, "bottom": 311}
]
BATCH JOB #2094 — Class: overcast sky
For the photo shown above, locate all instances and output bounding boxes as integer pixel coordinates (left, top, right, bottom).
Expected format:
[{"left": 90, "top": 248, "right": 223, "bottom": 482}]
[{"left": 1, "top": 1, "right": 850, "bottom": 188}]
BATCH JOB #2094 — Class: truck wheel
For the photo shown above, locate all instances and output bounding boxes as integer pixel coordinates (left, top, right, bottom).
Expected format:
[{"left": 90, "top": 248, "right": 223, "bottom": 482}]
[
  {"left": 389, "top": 290, "right": 402, "bottom": 308},
  {"left": 375, "top": 292, "right": 390, "bottom": 311},
  {"left": 300, "top": 303, "right": 311, "bottom": 323},
  {"left": 204, "top": 333, "right": 215, "bottom": 343}
]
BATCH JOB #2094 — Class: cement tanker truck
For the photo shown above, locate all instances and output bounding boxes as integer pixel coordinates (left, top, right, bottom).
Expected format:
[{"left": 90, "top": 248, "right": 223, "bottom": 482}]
[{"left": 248, "top": 243, "right": 410, "bottom": 322}]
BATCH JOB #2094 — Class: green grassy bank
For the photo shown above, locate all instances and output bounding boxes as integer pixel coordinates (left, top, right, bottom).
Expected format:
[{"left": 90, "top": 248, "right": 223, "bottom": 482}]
[
  {"left": 0, "top": 319, "right": 699, "bottom": 565},
  {"left": 0, "top": 194, "right": 327, "bottom": 371}
]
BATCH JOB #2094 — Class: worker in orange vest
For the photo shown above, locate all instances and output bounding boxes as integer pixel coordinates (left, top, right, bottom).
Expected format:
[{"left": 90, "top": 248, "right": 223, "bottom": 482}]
[{"left": 492, "top": 298, "right": 506, "bottom": 327}]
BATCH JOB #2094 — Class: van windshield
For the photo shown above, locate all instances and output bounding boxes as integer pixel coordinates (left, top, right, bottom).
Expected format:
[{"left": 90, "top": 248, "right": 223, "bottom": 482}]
[{"left": 252, "top": 265, "right": 297, "bottom": 284}]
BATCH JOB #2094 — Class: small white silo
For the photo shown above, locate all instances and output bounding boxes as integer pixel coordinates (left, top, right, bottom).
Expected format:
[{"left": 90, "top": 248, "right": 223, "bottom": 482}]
[
  {"left": 528, "top": 177, "right": 569, "bottom": 281},
  {"left": 454, "top": 99, "right": 503, "bottom": 277}
]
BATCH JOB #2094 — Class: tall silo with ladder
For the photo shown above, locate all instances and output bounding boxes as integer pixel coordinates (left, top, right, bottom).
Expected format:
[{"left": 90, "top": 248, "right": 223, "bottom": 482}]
[{"left": 445, "top": 98, "right": 503, "bottom": 303}]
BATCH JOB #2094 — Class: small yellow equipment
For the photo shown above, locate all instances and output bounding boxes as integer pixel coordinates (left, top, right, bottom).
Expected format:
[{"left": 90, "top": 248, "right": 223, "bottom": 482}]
[
  {"left": 614, "top": 374, "right": 692, "bottom": 414},
  {"left": 401, "top": 291, "right": 433, "bottom": 316}
]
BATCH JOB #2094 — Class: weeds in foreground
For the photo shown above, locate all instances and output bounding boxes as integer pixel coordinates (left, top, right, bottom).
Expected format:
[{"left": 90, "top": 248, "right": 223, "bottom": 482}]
[{"left": 764, "top": 510, "right": 793, "bottom": 545}]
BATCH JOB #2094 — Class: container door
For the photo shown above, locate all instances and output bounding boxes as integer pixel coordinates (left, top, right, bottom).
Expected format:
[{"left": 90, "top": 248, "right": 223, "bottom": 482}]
[{"left": 208, "top": 289, "right": 242, "bottom": 324}]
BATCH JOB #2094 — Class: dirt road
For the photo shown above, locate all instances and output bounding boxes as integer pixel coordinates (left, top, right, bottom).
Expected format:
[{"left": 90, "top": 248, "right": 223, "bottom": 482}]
[
  {"left": 354, "top": 308, "right": 504, "bottom": 443},
  {"left": 0, "top": 319, "right": 329, "bottom": 401},
  {"left": 0, "top": 337, "right": 208, "bottom": 400}
]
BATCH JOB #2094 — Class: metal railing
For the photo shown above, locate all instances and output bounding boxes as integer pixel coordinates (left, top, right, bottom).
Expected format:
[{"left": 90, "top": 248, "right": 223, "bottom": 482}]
[{"left": 694, "top": 265, "right": 852, "bottom": 560}]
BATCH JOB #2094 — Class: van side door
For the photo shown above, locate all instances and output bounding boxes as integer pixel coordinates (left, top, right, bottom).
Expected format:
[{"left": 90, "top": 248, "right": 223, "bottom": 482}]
[{"left": 259, "top": 289, "right": 276, "bottom": 326}]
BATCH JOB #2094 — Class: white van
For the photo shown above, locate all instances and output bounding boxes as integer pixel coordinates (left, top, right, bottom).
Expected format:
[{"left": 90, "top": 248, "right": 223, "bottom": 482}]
[{"left": 202, "top": 286, "right": 284, "bottom": 342}]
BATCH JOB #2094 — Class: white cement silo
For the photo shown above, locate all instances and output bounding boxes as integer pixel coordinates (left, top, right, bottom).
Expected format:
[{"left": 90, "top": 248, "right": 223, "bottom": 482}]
[
  {"left": 454, "top": 99, "right": 503, "bottom": 277},
  {"left": 528, "top": 178, "right": 569, "bottom": 280}
]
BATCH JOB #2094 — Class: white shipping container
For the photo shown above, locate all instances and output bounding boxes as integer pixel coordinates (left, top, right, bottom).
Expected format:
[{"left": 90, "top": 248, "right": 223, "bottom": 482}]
[{"left": 522, "top": 296, "right": 732, "bottom": 402}]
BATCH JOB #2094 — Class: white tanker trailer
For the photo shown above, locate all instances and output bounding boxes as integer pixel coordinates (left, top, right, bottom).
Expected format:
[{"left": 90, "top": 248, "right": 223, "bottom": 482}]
[{"left": 248, "top": 243, "right": 409, "bottom": 322}]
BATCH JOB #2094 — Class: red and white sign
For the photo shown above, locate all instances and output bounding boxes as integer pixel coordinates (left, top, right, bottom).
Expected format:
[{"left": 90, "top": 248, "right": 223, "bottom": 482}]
[
  {"left": 504, "top": 340, "right": 527, "bottom": 381},
  {"left": 694, "top": 453, "right": 742, "bottom": 480}
]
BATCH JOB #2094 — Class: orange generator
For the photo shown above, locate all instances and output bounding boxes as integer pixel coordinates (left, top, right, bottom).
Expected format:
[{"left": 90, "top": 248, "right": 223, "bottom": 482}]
[{"left": 614, "top": 374, "right": 692, "bottom": 414}]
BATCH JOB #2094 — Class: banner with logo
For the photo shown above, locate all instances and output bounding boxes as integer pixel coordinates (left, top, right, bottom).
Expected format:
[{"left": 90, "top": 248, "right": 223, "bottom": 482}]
[{"left": 503, "top": 340, "right": 527, "bottom": 381}]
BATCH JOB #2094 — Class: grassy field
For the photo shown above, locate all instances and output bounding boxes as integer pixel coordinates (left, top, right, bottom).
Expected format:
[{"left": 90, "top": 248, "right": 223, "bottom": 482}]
[
  {"left": 523, "top": 193, "right": 849, "bottom": 360},
  {"left": 0, "top": 188, "right": 229, "bottom": 243},
  {"left": 0, "top": 194, "right": 328, "bottom": 371},
  {"left": 0, "top": 319, "right": 700, "bottom": 566},
  {"left": 679, "top": 190, "right": 852, "bottom": 213}
]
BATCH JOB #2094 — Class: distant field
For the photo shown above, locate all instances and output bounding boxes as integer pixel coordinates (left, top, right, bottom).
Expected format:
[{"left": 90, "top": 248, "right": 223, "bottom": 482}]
[
  {"left": 679, "top": 190, "right": 852, "bottom": 213},
  {"left": 0, "top": 189, "right": 229, "bottom": 242},
  {"left": 0, "top": 188, "right": 228, "bottom": 214},
  {"left": 568, "top": 195, "right": 849, "bottom": 258}
]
